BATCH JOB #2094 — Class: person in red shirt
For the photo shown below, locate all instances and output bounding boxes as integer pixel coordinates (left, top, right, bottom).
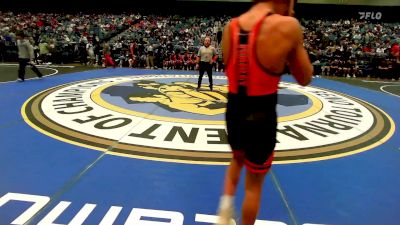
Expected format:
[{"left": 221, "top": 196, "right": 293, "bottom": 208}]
[
  {"left": 36, "top": 20, "right": 44, "bottom": 27},
  {"left": 216, "top": 1, "right": 313, "bottom": 225},
  {"left": 363, "top": 45, "right": 372, "bottom": 53},
  {"left": 189, "top": 52, "right": 197, "bottom": 70},
  {"left": 175, "top": 52, "right": 183, "bottom": 69},
  {"left": 391, "top": 43, "right": 399, "bottom": 56},
  {"left": 183, "top": 51, "right": 190, "bottom": 70},
  {"left": 102, "top": 42, "right": 115, "bottom": 68},
  {"left": 170, "top": 52, "right": 177, "bottom": 69}
]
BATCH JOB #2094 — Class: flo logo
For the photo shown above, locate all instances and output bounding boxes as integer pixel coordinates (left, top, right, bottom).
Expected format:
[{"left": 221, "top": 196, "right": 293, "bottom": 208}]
[{"left": 22, "top": 75, "right": 395, "bottom": 164}]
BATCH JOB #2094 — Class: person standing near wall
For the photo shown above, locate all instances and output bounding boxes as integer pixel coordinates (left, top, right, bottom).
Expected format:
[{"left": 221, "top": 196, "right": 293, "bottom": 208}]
[
  {"left": 103, "top": 41, "right": 116, "bottom": 68},
  {"left": 16, "top": 31, "right": 43, "bottom": 82}
]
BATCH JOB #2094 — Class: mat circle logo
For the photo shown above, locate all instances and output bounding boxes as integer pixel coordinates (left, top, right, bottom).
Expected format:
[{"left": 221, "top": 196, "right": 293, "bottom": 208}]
[{"left": 22, "top": 75, "right": 395, "bottom": 164}]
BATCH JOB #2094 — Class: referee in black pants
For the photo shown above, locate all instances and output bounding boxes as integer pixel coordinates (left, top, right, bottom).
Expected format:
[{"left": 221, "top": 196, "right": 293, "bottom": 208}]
[
  {"left": 16, "top": 31, "right": 43, "bottom": 82},
  {"left": 196, "top": 37, "right": 217, "bottom": 91}
]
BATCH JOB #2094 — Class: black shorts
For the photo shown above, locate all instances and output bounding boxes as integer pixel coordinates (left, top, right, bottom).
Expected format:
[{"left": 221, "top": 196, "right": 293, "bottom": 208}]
[{"left": 226, "top": 89, "right": 277, "bottom": 173}]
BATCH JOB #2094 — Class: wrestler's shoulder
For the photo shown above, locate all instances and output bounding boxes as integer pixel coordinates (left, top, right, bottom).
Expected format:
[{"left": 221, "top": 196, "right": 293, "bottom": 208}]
[
  {"left": 269, "top": 15, "right": 301, "bottom": 29},
  {"left": 266, "top": 15, "right": 302, "bottom": 37}
]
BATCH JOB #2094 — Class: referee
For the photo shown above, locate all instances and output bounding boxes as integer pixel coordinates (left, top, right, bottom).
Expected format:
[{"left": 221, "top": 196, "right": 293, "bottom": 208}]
[{"left": 196, "top": 37, "right": 218, "bottom": 91}]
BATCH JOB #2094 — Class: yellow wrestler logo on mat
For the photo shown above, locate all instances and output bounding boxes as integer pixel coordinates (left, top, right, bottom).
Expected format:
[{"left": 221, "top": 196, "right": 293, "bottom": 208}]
[{"left": 129, "top": 81, "right": 228, "bottom": 116}]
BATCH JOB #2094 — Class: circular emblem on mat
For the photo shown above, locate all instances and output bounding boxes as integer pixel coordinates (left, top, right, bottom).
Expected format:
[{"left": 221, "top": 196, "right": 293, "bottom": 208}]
[{"left": 22, "top": 74, "right": 395, "bottom": 164}]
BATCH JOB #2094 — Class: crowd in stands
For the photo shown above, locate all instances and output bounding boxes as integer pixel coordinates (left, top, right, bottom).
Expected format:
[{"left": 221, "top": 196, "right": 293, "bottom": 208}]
[
  {"left": 0, "top": 11, "right": 399, "bottom": 80},
  {"left": 303, "top": 19, "right": 399, "bottom": 80},
  {"left": 0, "top": 12, "right": 138, "bottom": 64},
  {"left": 105, "top": 14, "right": 227, "bottom": 70}
]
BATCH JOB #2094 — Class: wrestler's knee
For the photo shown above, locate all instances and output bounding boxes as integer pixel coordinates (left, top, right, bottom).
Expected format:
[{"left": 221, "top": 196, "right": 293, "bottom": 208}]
[{"left": 232, "top": 150, "right": 245, "bottom": 165}]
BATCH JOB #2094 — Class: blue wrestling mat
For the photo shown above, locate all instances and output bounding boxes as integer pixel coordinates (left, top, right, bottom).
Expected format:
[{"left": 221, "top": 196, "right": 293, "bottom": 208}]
[{"left": 0, "top": 68, "right": 399, "bottom": 225}]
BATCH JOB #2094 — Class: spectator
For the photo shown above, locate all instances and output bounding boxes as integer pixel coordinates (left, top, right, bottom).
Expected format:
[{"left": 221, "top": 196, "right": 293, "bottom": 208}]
[{"left": 16, "top": 31, "right": 43, "bottom": 81}]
